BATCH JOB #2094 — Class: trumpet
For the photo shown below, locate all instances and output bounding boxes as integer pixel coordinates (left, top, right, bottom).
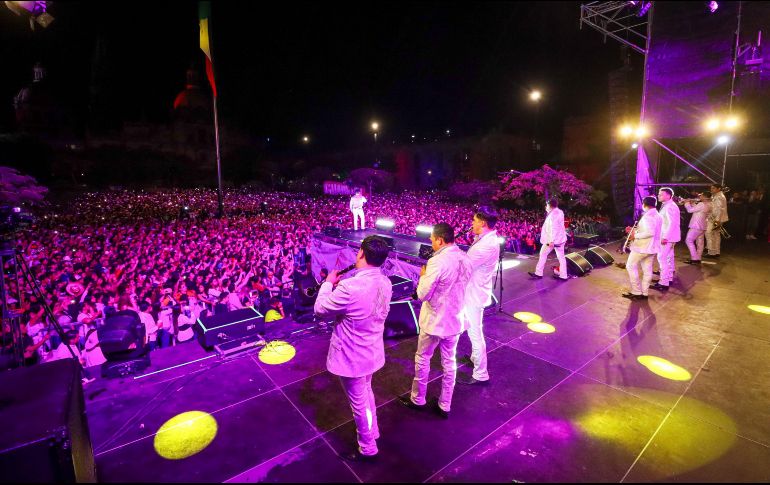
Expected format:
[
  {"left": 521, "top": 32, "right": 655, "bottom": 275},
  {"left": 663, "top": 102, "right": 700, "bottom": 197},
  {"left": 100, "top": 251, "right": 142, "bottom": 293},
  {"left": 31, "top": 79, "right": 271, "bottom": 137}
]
[
  {"left": 673, "top": 195, "right": 699, "bottom": 205},
  {"left": 302, "top": 263, "right": 356, "bottom": 298},
  {"left": 619, "top": 220, "right": 638, "bottom": 254}
]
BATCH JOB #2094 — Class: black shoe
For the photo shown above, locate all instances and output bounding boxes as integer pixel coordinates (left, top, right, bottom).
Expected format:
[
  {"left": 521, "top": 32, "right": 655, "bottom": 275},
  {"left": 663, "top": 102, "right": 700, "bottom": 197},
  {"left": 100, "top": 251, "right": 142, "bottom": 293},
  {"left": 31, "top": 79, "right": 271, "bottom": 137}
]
[
  {"left": 398, "top": 395, "right": 426, "bottom": 411},
  {"left": 527, "top": 272, "right": 543, "bottom": 279},
  {"left": 649, "top": 283, "right": 670, "bottom": 292},
  {"left": 684, "top": 259, "right": 701, "bottom": 265},
  {"left": 342, "top": 450, "right": 378, "bottom": 463},
  {"left": 704, "top": 254, "right": 720, "bottom": 258},
  {"left": 431, "top": 399, "right": 449, "bottom": 419},
  {"left": 457, "top": 354, "right": 473, "bottom": 365},
  {"left": 456, "top": 373, "right": 490, "bottom": 386},
  {"left": 621, "top": 292, "right": 642, "bottom": 300},
  {"left": 552, "top": 275, "right": 569, "bottom": 281},
  {"left": 653, "top": 270, "right": 660, "bottom": 275}
]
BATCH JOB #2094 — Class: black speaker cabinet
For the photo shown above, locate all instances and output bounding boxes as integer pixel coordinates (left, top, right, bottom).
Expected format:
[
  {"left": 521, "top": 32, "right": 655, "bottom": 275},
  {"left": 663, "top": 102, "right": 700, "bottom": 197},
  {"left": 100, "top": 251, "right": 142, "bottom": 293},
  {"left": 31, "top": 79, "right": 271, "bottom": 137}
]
[
  {"left": 385, "top": 300, "right": 420, "bottom": 338},
  {"left": 565, "top": 252, "right": 593, "bottom": 276},
  {"left": 585, "top": 246, "right": 615, "bottom": 267},
  {"left": 323, "top": 226, "right": 341, "bottom": 238},
  {"left": 388, "top": 275, "right": 414, "bottom": 301},
  {"left": 0, "top": 359, "right": 96, "bottom": 482},
  {"left": 196, "top": 307, "right": 265, "bottom": 348}
]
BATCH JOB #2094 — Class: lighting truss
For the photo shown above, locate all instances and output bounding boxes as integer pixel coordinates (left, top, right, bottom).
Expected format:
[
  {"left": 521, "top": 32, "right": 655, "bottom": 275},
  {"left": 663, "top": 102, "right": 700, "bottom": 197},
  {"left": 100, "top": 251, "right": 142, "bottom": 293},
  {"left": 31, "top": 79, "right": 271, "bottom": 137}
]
[{"left": 580, "top": 1, "right": 650, "bottom": 56}]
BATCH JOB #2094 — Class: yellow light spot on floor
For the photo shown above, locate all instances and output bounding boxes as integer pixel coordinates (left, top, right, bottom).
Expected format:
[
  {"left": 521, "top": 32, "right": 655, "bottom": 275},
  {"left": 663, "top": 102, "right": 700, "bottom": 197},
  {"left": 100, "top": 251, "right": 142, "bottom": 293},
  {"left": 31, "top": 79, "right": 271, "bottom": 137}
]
[
  {"left": 154, "top": 411, "right": 217, "bottom": 460},
  {"left": 514, "top": 312, "right": 543, "bottom": 323},
  {"left": 527, "top": 322, "right": 556, "bottom": 334},
  {"left": 258, "top": 340, "right": 296, "bottom": 365},
  {"left": 748, "top": 304, "right": 770, "bottom": 315},
  {"left": 637, "top": 355, "right": 692, "bottom": 381}
]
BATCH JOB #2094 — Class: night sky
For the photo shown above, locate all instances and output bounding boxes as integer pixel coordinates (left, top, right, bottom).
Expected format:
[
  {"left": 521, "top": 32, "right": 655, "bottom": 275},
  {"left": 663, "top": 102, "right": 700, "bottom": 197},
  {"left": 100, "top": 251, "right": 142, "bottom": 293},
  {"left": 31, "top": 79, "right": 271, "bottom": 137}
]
[{"left": 0, "top": 1, "right": 626, "bottom": 151}]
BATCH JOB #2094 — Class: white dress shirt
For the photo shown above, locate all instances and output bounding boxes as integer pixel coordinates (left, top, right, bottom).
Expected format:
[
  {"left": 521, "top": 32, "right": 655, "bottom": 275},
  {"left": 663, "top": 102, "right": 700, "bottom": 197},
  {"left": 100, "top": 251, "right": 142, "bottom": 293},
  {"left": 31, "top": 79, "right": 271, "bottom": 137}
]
[
  {"left": 416, "top": 244, "right": 473, "bottom": 337},
  {"left": 658, "top": 200, "right": 681, "bottom": 242},
  {"left": 540, "top": 208, "right": 567, "bottom": 245},
  {"left": 464, "top": 230, "right": 500, "bottom": 308},
  {"left": 631, "top": 208, "right": 663, "bottom": 254},
  {"left": 314, "top": 267, "right": 392, "bottom": 378},
  {"left": 685, "top": 200, "right": 711, "bottom": 231}
]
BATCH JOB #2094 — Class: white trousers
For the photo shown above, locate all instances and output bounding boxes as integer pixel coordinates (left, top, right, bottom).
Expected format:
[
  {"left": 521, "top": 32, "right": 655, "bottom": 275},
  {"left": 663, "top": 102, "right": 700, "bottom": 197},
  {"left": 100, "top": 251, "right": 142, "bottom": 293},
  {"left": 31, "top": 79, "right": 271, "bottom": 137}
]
[
  {"left": 465, "top": 305, "right": 489, "bottom": 381},
  {"left": 352, "top": 209, "right": 365, "bottom": 230},
  {"left": 339, "top": 374, "right": 379, "bottom": 456},
  {"left": 535, "top": 243, "right": 567, "bottom": 278},
  {"left": 656, "top": 242, "right": 676, "bottom": 286},
  {"left": 627, "top": 251, "right": 654, "bottom": 296},
  {"left": 411, "top": 331, "right": 460, "bottom": 413},
  {"left": 685, "top": 228, "right": 705, "bottom": 261},
  {"left": 705, "top": 223, "right": 721, "bottom": 255}
]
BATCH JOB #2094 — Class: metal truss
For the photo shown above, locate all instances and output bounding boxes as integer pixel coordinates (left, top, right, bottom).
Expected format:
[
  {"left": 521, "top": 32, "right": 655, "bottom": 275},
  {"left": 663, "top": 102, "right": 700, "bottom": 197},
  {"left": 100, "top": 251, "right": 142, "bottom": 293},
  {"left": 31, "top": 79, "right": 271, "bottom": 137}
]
[{"left": 580, "top": 1, "right": 650, "bottom": 55}]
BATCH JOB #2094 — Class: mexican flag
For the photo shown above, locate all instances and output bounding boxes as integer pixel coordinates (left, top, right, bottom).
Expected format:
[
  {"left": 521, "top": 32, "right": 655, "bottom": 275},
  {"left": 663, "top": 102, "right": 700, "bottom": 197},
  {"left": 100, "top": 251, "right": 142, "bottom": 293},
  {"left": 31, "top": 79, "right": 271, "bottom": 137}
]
[{"left": 199, "top": 1, "right": 217, "bottom": 97}]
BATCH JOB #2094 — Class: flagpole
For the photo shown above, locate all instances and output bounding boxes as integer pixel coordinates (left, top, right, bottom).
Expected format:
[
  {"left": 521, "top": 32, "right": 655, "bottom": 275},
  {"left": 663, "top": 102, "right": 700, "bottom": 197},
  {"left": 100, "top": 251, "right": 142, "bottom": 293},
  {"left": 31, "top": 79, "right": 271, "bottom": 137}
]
[{"left": 213, "top": 92, "right": 224, "bottom": 218}]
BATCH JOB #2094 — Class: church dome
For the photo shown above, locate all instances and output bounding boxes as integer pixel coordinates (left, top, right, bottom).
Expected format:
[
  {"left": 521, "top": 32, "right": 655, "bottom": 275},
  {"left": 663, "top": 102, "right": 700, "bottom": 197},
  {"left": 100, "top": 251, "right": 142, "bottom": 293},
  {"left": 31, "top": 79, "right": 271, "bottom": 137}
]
[{"left": 173, "top": 68, "right": 210, "bottom": 112}]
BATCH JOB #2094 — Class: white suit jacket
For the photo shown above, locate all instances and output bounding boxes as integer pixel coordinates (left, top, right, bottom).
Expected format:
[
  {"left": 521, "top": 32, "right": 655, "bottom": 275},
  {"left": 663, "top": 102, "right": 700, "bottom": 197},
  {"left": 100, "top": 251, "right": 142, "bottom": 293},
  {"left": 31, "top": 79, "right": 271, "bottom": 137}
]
[
  {"left": 349, "top": 195, "right": 366, "bottom": 211},
  {"left": 314, "top": 267, "right": 392, "bottom": 378},
  {"left": 416, "top": 245, "right": 473, "bottom": 337},
  {"left": 540, "top": 208, "right": 567, "bottom": 245},
  {"left": 631, "top": 208, "right": 662, "bottom": 254},
  {"left": 685, "top": 201, "right": 711, "bottom": 231},
  {"left": 658, "top": 200, "right": 681, "bottom": 242},
  {"left": 464, "top": 230, "right": 500, "bottom": 308},
  {"left": 710, "top": 192, "right": 729, "bottom": 223}
]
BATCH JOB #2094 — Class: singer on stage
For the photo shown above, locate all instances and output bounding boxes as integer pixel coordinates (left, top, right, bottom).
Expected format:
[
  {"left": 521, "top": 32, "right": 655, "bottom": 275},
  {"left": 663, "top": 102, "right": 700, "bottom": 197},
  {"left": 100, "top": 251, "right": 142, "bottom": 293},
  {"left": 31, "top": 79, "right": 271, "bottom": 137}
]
[
  {"left": 350, "top": 188, "right": 367, "bottom": 230},
  {"left": 528, "top": 198, "right": 568, "bottom": 281},
  {"left": 313, "top": 236, "right": 392, "bottom": 461}
]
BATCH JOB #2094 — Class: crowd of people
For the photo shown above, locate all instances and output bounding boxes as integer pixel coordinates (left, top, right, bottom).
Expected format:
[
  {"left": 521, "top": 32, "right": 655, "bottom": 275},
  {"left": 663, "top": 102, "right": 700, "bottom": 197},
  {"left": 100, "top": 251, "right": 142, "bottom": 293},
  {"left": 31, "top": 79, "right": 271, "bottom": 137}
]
[{"left": 0, "top": 188, "right": 609, "bottom": 371}]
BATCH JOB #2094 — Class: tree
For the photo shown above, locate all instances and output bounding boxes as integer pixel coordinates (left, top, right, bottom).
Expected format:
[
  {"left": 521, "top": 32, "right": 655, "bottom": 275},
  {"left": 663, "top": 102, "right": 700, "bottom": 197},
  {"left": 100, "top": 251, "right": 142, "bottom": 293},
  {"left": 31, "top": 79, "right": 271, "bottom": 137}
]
[
  {"left": 349, "top": 168, "right": 394, "bottom": 194},
  {"left": 0, "top": 166, "right": 48, "bottom": 205},
  {"left": 495, "top": 164, "right": 593, "bottom": 206}
]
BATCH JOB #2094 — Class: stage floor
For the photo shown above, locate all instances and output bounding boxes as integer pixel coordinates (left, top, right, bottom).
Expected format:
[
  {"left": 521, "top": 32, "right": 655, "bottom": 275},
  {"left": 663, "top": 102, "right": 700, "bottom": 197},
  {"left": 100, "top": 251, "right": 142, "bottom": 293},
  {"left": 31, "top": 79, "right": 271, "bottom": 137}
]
[{"left": 85, "top": 240, "right": 770, "bottom": 482}]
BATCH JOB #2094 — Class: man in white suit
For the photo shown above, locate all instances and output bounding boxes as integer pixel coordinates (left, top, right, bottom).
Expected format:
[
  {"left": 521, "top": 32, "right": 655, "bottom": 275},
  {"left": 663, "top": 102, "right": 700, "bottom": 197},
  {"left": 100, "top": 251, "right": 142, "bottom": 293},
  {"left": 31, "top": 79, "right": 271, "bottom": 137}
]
[
  {"left": 458, "top": 208, "right": 499, "bottom": 386},
  {"left": 683, "top": 192, "right": 712, "bottom": 265},
  {"left": 400, "top": 223, "right": 473, "bottom": 419},
  {"left": 350, "top": 188, "right": 367, "bottom": 230},
  {"left": 528, "top": 198, "right": 568, "bottom": 281},
  {"left": 705, "top": 183, "right": 729, "bottom": 258},
  {"left": 651, "top": 187, "right": 680, "bottom": 292},
  {"left": 314, "top": 236, "right": 393, "bottom": 462},
  {"left": 622, "top": 196, "right": 662, "bottom": 300}
]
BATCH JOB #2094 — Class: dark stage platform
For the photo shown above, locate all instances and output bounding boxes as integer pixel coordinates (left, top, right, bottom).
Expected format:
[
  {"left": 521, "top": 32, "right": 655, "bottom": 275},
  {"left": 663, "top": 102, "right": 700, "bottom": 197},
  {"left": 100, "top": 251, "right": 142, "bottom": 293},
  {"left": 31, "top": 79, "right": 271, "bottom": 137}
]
[{"left": 85, "top": 241, "right": 770, "bottom": 482}]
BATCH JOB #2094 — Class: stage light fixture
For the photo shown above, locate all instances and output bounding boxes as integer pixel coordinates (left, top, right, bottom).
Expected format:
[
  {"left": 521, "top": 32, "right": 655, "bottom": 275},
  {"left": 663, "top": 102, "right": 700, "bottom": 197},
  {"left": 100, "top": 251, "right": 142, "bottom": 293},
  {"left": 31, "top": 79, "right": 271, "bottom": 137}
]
[
  {"left": 375, "top": 218, "right": 395, "bottom": 231},
  {"left": 631, "top": 143, "right": 639, "bottom": 149},
  {"left": 529, "top": 90, "right": 542, "bottom": 102},
  {"left": 708, "top": 1, "right": 719, "bottom": 13},
  {"left": 618, "top": 125, "right": 634, "bottom": 138},
  {"left": 415, "top": 225, "right": 433, "bottom": 238},
  {"left": 724, "top": 117, "right": 739, "bottom": 129},
  {"left": 3, "top": 1, "right": 54, "bottom": 30},
  {"left": 716, "top": 135, "right": 730, "bottom": 145},
  {"left": 634, "top": 126, "right": 649, "bottom": 138},
  {"left": 705, "top": 118, "right": 721, "bottom": 131}
]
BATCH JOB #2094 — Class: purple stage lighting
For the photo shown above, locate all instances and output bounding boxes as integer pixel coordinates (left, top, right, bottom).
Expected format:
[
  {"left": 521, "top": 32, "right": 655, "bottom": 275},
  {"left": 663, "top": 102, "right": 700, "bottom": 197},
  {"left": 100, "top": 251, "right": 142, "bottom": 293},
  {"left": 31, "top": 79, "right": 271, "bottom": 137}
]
[
  {"left": 636, "top": 1, "right": 652, "bottom": 17},
  {"left": 708, "top": 1, "right": 719, "bottom": 13}
]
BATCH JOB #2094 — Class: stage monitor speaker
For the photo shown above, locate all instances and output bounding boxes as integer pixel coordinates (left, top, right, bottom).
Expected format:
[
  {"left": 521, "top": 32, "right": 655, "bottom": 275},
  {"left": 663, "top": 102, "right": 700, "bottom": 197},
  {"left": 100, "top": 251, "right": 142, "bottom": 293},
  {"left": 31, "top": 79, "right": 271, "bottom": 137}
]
[
  {"left": 196, "top": 307, "right": 265, "bottom": 348},
  {"left": 376, "top": 235, "right": 395, "bottom": 249},
  {"left": 385, "top": 300, "right": 419, "bottom": 338},
  {"left": 388, "top": 275, "right": 414, "bottom": 301},
  {"left": 98, "top": 310, "right": 147, "bottom": 361},
  {"left": 323, "top": 226, "right": 341, "bottom": 237},
  {"left": 418, "top": 243, "right": 434, "bottom": 260},
  {"left": 0, "top": 359, "right": 97, "bottom": 482},
  {"left": 565, "top": 252, "right": 593, "bottom": 277},
  {"left": 573, "top": 233, "right": 600, "bottom": 247},
  {"left": 585, "top": 246, "right": 615, "bottom": 267}
]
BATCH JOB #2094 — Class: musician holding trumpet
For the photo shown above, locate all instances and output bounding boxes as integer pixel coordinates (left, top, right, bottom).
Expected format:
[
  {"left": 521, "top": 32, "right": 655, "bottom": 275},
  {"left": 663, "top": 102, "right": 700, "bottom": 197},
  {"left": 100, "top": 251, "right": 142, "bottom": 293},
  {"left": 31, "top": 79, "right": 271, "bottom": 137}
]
[
  {"left": 705, "top": 183, "right": 729, "bottom": 258},
  {"left": 622, "top": 196, "right": 662, "bottom": 300},
  {"left": 680, "top": 192, "right": 712, "bottom": 265}
]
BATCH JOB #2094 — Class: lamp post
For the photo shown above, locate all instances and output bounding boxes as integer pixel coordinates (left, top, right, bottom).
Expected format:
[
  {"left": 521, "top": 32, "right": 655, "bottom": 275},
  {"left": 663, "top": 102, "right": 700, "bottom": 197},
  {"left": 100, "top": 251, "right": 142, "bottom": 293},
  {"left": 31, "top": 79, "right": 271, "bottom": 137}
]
[
  {"left": 529, "top": 90, "right": 542, "bottom": 161},
  {"left": 371, "top": 121, "right": 380, "bottom": 167}
]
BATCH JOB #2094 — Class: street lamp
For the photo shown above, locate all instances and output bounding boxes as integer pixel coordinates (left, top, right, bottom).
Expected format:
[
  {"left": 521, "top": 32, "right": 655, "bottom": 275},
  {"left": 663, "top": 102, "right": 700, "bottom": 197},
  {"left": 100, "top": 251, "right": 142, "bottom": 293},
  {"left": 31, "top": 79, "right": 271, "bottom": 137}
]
[
  {"left": 371, "top": 121, "right": 380, "bottom": 166},
  {"left": 302, "top": 135, "right": 310, "bottom": 144},
  {"left": 529, "top": 89, "right": 543, "bottom": 159}
]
